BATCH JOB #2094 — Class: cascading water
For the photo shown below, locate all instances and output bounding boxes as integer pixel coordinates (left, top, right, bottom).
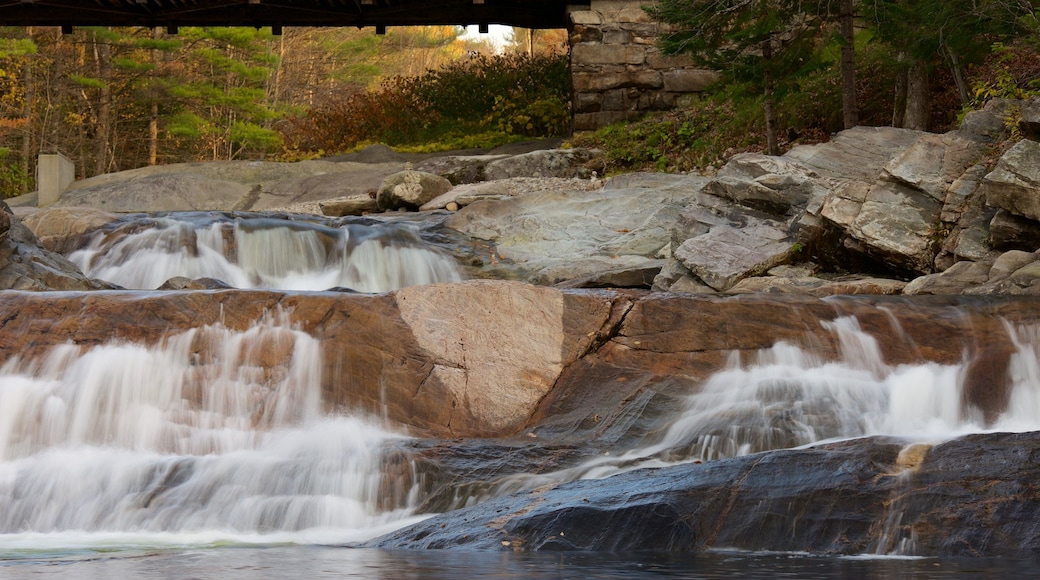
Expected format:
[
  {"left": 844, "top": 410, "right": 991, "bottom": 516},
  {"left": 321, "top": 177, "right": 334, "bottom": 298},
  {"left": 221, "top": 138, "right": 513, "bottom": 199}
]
[
  {"left": 6, "top": 291, "right": 1040, "bottom": 563},
  {"left": 480, "top": 316, "right": 1040, "bottom": 502},
  {"left": 67, "top": 216, "right": 464, "bottom": 292},
  {"left": 0, "top": 312, "right": 425, "bottom": 550}
]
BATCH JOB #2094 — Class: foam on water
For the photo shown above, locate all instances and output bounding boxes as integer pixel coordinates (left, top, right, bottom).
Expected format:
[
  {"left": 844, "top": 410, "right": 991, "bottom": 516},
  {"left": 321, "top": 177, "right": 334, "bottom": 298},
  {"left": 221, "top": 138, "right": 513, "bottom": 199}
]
[{"left": 67, "top": 217, "right": 464, "bottom": 291}]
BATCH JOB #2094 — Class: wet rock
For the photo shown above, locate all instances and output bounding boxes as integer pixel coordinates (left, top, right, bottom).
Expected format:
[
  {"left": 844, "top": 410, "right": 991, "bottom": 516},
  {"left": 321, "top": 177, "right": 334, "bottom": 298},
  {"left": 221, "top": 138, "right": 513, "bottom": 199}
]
[
  {"left": 729, "top": 274, "right": 906, "bottom": 296},
  {"left": 377, "top": 170, "right": 453, "bottom": 211},
  {"left": 20, "top": 206, "right": 119, "bottom": 253},
  {"left": 371, "top": 432, "right": 1040, "bottom": 557},
  {"left": 0, "top": 208, "right": 114, "bottom": 291},
  {"left": 157, "top": 276, "right": 234, "bottom": 290}
]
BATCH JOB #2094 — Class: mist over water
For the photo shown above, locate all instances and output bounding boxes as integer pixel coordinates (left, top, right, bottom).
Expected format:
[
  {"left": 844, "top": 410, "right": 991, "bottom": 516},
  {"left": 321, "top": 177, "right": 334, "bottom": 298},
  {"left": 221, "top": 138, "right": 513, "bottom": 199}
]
[{"left": 67, "top": 217, "right": 464, "bottom": 291}]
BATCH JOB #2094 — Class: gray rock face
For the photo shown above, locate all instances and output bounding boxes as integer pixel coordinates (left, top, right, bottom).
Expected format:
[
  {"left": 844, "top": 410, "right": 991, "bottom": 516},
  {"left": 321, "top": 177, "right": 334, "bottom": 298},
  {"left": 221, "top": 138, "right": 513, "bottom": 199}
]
[
  {"left": 57, "top": 173, "right": 252, "bottom": 212},
  {"left": 982, "top": 139, "right": 1040, "bottom": 221},
  {"left": 674, "top": 222, "right": 794, "bottom": 291},
  {"left": 377, "top": 170, "right": 453, "bottom": 211},
  {"left": 446, "top": 173, "right": 707, "bottom": 286},
  {"left": 53, "top": 159, "right": 382, "bottom": 213},
  {"left": 0, "top": 207, "right": 113, "bottom": 291},
  {"left": 483, "top": 149, "right": 594, "bottom": 180}
]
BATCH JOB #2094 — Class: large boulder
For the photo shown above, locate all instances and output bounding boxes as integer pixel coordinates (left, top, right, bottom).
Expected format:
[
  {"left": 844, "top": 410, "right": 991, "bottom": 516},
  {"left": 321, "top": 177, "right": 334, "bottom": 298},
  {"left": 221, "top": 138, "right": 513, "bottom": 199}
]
[
  {"left": 981, "top": 139, "right": 1040, "bottom": 222},
  {"left": 377, "top": 170, "right": 453, "bottom": 211},
  {"left": 319, "top": 193, "right": 379, "bottom": 217},
  {"left": 674, "top": 221, "right": 795, "bottom": 291}
]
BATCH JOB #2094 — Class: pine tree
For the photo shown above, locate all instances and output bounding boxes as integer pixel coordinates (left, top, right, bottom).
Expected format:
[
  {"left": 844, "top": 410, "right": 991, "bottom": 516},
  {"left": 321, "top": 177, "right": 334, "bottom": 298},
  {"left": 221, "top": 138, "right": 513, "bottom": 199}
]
[{"left": 650, "top": 0, "right": 834, "bottom": 155}]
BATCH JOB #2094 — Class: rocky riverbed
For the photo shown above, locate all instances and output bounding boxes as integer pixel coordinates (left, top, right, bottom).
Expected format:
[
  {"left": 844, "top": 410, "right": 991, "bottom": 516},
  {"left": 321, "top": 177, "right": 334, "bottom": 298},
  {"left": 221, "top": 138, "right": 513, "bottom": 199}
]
[
  {"left": 5, "top": 100, "right": 1040, "bottom": 559},
  {"left": 7, "top": 98, "right": 1040, "bottom": 296}
]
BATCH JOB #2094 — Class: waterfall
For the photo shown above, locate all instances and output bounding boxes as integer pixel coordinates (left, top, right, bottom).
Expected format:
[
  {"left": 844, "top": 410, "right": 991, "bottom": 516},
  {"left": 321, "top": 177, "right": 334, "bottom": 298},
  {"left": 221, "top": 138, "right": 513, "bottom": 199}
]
[
  {"left": 482, "top": 315, "right": 1040, "bottom": 500},
  {"left": 67, "top": 217, "right": 463, "bottom": 292},
  {"left": 0, "top": 312, "right": 423, "bottom": 546}
]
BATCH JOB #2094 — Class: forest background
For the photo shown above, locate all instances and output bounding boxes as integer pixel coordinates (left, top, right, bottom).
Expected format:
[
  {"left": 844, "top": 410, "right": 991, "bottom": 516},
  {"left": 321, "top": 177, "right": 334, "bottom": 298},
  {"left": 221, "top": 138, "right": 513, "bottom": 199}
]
[
  {"left": 0, "top": 24, "right": 569, "bottom": 197},
  {"left": 2, "top": 0, "right": 1040, "bottom": 199}
]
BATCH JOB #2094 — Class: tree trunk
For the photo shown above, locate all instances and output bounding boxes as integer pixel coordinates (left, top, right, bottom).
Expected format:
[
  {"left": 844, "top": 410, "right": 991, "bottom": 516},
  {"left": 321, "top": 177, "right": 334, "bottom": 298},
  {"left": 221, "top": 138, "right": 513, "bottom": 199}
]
[
  {"left": 892, "top": 53, "right": 907, "bottom": 128},
  {"left": 20, "top": 28, "right": 34, "bottom": 196},
  {"left": 903, "top": 59, "right": 930, "bottom": 131},
  {"left": 762, "top": 37, "right": 779, "bottom": 156},
  {"left": 945, "top": 45, "right": 970, "bottom": 105},
  {"left": 148, "top": 28, "right": 160, "bottom": 166},
  {"left": 839, "top": 0, "right": 858, "bottom": 129},
  {"left": 93, "top": 31, "right": 113, "bottom": 176}
]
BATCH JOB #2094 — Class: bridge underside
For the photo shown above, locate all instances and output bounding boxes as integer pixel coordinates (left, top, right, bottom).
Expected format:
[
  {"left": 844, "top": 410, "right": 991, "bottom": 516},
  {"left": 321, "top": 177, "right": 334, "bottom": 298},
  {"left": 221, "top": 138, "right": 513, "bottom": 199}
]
[{"left": 0, "top": 0, "right": 587, "bottom": 30}]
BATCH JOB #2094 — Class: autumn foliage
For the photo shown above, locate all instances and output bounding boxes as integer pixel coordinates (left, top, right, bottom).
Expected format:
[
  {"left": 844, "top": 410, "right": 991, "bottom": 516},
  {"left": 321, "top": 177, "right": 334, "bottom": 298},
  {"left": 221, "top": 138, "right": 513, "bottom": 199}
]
[{"left": 280, "top": 51, "right": 572, "bottom": 154}]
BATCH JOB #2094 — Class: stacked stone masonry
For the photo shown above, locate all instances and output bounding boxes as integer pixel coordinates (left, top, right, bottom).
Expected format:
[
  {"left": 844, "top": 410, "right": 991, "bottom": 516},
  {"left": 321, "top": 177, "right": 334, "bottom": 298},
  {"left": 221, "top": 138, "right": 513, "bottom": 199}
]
[{"left": 568, "top": 0, "right": 719, "bottom": 131}]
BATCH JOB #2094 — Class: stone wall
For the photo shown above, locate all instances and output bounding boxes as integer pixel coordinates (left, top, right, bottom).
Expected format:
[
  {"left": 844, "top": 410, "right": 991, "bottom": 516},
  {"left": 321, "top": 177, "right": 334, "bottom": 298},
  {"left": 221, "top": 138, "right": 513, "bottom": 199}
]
[{"left": 568, "top": 0, "right": 718, "bottom": 131}]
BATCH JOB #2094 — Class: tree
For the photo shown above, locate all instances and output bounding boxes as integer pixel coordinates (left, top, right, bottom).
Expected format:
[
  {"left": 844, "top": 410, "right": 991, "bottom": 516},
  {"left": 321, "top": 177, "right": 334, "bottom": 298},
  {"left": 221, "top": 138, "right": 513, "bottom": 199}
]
[
  {"left": 651, "top": 0, "right": 832, "bottom": 155},
  {"left": 839, "top": 0, "right": 858, "bottom": 129},
  {"left": 864, "top": 0, "right": 1035, "bottom": 130}
]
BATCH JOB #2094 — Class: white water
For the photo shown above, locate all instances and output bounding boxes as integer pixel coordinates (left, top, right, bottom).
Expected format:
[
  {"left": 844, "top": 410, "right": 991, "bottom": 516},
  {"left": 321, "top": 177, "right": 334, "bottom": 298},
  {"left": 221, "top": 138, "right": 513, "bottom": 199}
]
[
  {"left": 4, "top": 306, "right": 1040, "bottom": 554},
  {"left": 484, "top": 316, "right": 1040, "bottom": 499},
  {"left": 0, "top": 312, "right": 424, "bottom": 549},
  {"left": 68, "top": 217, "right": 464, "bottom": 291}
]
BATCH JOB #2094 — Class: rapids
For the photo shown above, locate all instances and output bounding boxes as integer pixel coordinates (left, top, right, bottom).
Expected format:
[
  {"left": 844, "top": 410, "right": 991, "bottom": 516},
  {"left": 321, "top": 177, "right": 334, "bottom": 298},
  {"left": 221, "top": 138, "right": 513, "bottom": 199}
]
[
  {"left": 0, "top": 312, "right": 423, "bottom": 544},
  {"left": 66, "top": 216, "right": 464, "bottom": 291},
  {"left": 2, "top": 297, "right": 1040, "bottom": 552}
]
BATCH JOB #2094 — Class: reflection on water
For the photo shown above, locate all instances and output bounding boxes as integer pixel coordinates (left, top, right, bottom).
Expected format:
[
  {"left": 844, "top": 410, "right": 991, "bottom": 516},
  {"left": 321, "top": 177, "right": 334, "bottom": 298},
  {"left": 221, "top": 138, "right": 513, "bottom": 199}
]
[{"left": 0, "top": 546, "right": 1034, "bottom": 579}]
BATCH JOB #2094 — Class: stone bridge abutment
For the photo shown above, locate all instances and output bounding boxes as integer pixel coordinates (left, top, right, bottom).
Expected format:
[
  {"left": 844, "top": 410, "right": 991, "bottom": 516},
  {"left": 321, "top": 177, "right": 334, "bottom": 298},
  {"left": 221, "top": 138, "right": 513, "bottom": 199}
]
[{"left": 566, "top": 1, "right": 718, "bottom": 130}]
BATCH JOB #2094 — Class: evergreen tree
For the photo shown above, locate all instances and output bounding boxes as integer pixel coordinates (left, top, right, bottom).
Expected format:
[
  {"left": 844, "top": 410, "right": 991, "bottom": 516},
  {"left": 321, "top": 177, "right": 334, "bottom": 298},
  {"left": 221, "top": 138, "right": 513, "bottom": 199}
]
[{"left": 650, "top": 0, "right": 836, "bottom": 154}]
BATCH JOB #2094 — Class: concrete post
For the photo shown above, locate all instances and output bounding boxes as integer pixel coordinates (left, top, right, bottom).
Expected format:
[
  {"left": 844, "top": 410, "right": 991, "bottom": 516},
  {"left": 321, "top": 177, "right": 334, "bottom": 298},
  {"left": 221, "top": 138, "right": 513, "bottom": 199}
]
[{"left": 37, "top": 152, "right": 75, "bottom": 207}]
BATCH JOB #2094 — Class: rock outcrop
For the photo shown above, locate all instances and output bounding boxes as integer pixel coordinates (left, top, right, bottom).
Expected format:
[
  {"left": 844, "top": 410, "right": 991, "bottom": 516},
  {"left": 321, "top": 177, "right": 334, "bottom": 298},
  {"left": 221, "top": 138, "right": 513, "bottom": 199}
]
[
  {"left": 0, "top": 203, "right": 114, "bottom": 291},
  {"left": 371, "top": 432, "right": 1040, "bottom": 557},
  {"left": 0, "top": 282, "right": 1035, "bottom": 440}
]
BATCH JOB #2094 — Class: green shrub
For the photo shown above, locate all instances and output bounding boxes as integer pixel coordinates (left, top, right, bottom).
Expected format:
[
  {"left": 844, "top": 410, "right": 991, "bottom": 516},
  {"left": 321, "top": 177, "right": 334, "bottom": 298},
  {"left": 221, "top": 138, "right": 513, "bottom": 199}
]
[{"left": 280, "top": 52, "right": 572, "bottom": 155}]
